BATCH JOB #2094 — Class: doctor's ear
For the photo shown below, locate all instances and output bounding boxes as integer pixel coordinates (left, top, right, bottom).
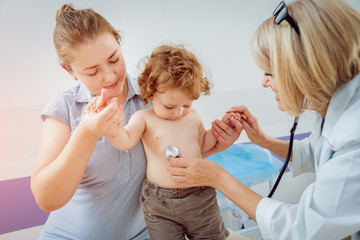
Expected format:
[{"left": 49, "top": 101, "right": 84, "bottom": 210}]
[{"left": 61, "top": 64, "right": 78, "bottom": 81}]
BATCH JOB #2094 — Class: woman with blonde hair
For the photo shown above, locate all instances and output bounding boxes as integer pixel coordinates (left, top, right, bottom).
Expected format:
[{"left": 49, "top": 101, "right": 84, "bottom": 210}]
[
  {"left": 168, "top": 0, "right": 360, "bottom": 239},
  {"left": 31, "top": 4, "right": 241, "bottom": 239}
]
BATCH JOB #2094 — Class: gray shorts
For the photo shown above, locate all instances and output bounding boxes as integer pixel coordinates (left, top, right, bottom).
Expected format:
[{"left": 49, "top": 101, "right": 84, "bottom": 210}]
[{"left": 140, "top": 178, "right": 229, "bottom": 240}]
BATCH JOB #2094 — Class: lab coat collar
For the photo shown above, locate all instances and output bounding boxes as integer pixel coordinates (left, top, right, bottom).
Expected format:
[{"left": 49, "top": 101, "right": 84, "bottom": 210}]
[{"left": 322, "top": 74, "right": 360, "bottom": 141}]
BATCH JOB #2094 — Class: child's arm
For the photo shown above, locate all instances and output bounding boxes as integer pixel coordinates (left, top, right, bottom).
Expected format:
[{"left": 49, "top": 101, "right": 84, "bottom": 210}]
[
  {"left": 86, "top": 91, "right": 146, "bottom": 151},
  {"left": 201, "top": 112, "right": 242, "bottom": 157},
  {"left": 196, "top": 108, "right": 218, "bottom": 155},
  {"left": 201, "top": 127, "right": 218, "bottom": 154},
  {"left": 109, "top": 108, "right": 146, "bottom": 151}
]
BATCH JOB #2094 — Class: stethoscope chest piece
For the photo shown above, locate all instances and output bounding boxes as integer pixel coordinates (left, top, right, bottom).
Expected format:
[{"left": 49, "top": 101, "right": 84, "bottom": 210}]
[{"left": 165, "top": 145, "right": 180, "bottom": 160}]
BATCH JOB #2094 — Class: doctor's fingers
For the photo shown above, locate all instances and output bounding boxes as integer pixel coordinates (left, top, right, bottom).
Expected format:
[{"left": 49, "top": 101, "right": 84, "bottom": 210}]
[
  {"left": 168, "top": 163, "right": 202, "bottom": 187},
  {"left": 227, "top": 105, "right": 246, "bottom": 114},
  {"left": 227, "top": 106, "right": 255, "bottom": 121},
  {"left": 229, "top": 116, "right": 243, "bottom": 133},
  {"left": 232, "top": 106, "right": 259, "bottom": 128},
  {"left": 169, "top": 156, "right": 190, "bottom": 168},
  {"left": 241, "top": 118, "right": 265, "bottom": 144}
]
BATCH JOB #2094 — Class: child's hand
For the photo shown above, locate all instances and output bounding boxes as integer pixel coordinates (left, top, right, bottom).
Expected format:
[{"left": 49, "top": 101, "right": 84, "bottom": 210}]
[
  {"left": 221, "top": 112, "right": 242, "bottom": 128},
  {"left": 82, "top": 97, "right": 120, "bottom": 138},
  {"left": 86, "top": 89, "right": 108, "bottom": 113},
  {"left": 226, "top": 105, "right": 267, "bottom": 146},
  {"left": 209, "top": 112, "right": 243, "bottom": 153}
]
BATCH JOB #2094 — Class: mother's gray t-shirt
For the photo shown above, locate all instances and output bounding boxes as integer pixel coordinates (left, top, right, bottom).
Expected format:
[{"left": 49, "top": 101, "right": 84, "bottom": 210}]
[{"left": 38, "top": 75, "right": 149, "bottom": 240}]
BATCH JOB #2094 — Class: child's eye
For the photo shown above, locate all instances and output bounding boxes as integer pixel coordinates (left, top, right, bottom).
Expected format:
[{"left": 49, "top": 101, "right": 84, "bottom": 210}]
[
  {"left": 110, "top": 57, "right": 119, "bottom": 64},
  {"left": 165, "top": 106, "right": 175, "bottom": 109},
  {"left": 88, "top": 71, "right": 98, "bottom": 76}
]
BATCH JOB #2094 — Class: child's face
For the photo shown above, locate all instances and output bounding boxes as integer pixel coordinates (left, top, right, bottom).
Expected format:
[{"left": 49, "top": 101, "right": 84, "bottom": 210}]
[{"left": 151, "top": 88, "right": 194, "bottom": 120}]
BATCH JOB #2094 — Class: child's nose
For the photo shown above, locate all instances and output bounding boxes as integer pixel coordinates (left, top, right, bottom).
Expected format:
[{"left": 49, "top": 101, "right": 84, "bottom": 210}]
[{"left": 173, "top": 108, "right": 183, "bottom": 117}]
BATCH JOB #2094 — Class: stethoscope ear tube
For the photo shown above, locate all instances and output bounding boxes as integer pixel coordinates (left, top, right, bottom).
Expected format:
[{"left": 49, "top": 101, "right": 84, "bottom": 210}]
[
  {"left": 267, "top": 96, "right": 305, "bottom": 198},
  {"left": 267, "top": 116, "right": 299, "bottom": 198}
]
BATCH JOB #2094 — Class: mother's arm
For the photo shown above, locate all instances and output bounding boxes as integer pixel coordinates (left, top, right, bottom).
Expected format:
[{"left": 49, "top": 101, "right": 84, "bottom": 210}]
[{"left": 31, "top": 97, "right": 120, "bottom": 212}]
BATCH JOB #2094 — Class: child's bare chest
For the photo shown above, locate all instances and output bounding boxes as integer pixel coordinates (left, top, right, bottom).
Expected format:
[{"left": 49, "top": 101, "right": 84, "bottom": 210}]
[{"left": 142, "top": 113, "right": 201, "bottom": 158}]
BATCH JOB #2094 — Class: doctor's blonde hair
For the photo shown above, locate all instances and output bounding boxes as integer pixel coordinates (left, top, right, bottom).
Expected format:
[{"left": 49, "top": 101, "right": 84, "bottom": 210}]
[
  {"left": 251, "top": 0, "right": 360, "bottom": 115},
  {"left": 138, "top": 44, "right": 211, "bottom": 104}
]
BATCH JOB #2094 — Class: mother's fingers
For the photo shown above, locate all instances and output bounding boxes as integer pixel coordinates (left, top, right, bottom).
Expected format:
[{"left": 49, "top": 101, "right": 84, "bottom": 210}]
[{"left": 97, "top": 98, "right": 119, "bottom": 122}]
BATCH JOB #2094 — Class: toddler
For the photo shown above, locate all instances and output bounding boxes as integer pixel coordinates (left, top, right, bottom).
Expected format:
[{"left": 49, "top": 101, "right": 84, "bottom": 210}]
[{"left": 88, "top": 44, "right": 239, "bottom": 239}]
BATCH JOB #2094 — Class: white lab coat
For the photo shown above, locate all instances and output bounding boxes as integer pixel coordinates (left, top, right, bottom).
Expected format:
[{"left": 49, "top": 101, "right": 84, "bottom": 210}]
[{"left": 256, "top": 75, "right": 360, "bottom": 240}]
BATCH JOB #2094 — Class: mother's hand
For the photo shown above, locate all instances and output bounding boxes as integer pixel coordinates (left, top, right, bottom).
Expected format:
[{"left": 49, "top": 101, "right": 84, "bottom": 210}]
[{"left": 82, "top": 91, "right": 121, "bottom": 138}]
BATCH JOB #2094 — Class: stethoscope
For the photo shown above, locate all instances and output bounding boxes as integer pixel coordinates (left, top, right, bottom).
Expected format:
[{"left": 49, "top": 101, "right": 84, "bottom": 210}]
[
  {"left": 165, "top": 96, "right": 306, "bottom": 198},
  {"left": 267, "top": 96, "right": 306, "bottom": 198},
  {"left": 267, "top": 115, "right": 299, "bottom": 197}
]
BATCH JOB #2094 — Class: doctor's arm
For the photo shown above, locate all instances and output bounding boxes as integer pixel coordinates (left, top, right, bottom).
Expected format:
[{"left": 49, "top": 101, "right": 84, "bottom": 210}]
[
  {"left": 167, "top": 157, "right": 262, "bottom": 221},
  {"left": 228, "top": 105, "right": 291, "bottom": 160}
]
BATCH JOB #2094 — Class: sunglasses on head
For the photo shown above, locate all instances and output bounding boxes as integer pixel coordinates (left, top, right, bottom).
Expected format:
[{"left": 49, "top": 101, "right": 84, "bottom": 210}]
[{"left": 273, "top": 1, "right": 300, "bottom": 35}]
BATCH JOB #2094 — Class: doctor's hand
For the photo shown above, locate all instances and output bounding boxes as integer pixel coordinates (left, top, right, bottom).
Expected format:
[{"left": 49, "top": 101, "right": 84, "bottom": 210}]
[
  {"left": 167, "top": 156, "right": 222, "bottom": 189},
  {"left": 227, "top": 105, "right": 269, "bottom": 147}
]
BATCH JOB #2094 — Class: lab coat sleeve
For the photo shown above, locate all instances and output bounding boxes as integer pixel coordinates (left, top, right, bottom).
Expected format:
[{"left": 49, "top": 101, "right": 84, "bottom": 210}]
[
  {"left": 288, "top": 136, "right": 316, "bottom": 177},
  {"left": 256, "top": 141, "right": 360, "bottom": 240}
]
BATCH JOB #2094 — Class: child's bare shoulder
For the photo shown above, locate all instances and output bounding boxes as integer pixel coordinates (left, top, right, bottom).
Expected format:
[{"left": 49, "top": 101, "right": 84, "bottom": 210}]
[
  {"left": 132, "top": 108, "right": 153, "bottom": 120},
  {"left": 189, "top": 107, "right": 202, "bottom": 119},
  {"left": 131, "top": 108, "right": 147, "bottom": 119}
]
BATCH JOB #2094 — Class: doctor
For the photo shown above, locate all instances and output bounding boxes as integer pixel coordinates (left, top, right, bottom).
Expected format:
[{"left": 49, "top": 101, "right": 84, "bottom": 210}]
[{"left": 168, "top": 0, "right": 360, "bottom": 239}]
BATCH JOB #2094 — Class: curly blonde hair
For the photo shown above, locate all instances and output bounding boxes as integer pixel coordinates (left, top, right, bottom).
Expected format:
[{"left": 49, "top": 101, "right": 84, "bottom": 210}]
[
  {"left": 251, "top": 0, "right": 360, "bottom": 115},
  {"left": 138, "top": 44, "right": 211, "bottom": 104},
  {"left": 53, "top": 4, "right": 122, "bottom": 68}
]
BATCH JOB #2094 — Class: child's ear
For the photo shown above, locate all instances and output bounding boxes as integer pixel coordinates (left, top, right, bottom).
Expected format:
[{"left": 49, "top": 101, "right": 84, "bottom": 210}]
[
  {"left": 148, "top": 95, "right": 153, "bottom": 101},
  {"left": 61, "top": 64, "right": 78, "bottom": 81}
]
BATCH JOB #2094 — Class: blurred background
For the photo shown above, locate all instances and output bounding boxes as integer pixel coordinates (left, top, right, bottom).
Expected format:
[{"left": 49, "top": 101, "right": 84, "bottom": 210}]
[{"left": 0, "top": 0, "right": 359, "bottom": 239}]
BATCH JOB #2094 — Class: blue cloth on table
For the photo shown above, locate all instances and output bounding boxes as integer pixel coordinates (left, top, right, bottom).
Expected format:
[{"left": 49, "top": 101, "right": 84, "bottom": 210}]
[
  {"left": 208, "top": 144, "right": 284, "bottom": 231},
  {"left": 208, "top": 144, "right": 283, "bottom": 189}
]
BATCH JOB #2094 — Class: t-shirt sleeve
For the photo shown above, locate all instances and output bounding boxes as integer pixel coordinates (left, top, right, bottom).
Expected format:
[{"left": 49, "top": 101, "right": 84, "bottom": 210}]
[{"left": 40, "top": 93, "right": 71, "bottom": 125}]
